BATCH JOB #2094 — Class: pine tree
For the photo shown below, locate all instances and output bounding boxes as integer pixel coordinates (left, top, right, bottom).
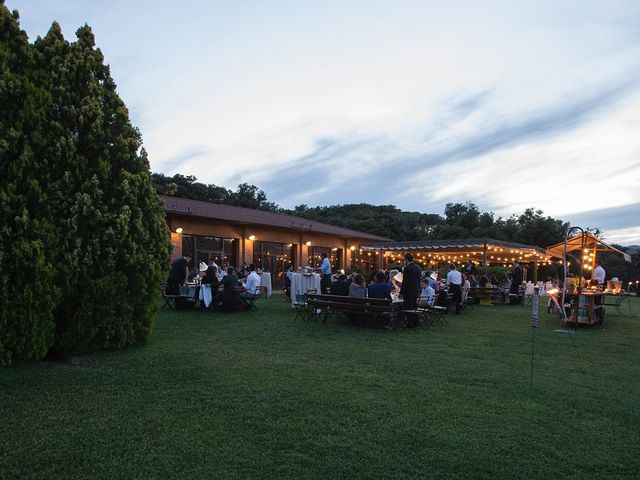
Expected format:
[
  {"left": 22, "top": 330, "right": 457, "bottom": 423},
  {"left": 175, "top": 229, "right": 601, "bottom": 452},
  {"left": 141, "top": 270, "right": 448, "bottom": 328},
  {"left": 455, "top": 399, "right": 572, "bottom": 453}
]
[
  {"left": 1, "top": 2, "right": 170, "bottom": 363},
  {"left": 0, "top": 3, "right": 58, "bottom": 364},
  {"left": 32, "top": 23, "right": 170, "bottom": 354}
]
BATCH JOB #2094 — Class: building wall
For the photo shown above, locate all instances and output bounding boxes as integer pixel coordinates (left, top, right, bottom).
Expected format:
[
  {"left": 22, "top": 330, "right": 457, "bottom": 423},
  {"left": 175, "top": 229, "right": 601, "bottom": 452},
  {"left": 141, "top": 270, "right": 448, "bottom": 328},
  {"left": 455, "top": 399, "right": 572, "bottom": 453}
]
[{"left": 167, "top": 213, "right": 373, "bottom": 271}]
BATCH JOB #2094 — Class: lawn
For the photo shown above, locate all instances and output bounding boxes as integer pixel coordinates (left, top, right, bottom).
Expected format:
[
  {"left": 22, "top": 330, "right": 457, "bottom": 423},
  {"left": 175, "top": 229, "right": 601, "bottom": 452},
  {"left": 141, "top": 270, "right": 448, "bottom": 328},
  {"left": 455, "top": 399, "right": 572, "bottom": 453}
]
[{"left": 2, "top": 295, "right": 639, "bottom": 479}]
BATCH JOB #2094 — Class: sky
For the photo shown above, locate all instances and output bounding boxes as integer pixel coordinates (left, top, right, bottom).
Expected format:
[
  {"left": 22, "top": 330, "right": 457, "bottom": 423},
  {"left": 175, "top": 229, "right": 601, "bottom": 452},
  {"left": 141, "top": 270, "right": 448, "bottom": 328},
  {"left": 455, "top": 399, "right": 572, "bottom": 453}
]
[{"left": 9, "top": 0, "right": 640, "bottom": 245}]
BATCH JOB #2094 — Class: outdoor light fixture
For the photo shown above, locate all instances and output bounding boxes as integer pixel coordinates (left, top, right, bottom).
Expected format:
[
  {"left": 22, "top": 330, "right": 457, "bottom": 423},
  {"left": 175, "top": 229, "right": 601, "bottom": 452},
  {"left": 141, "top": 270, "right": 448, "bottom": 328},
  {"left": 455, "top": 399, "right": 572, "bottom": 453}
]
[
  {"left": 350, "top": 246, "right": 356, "bottom": 250},
  {"left": 306, "top": 241, "right": 312, "bottom": 246},
  {"left": 248, "top": 235, "right": 256, "bottom": 241},
  {"left": 175, "top": 227, "right": 183, "bottom": 234}
]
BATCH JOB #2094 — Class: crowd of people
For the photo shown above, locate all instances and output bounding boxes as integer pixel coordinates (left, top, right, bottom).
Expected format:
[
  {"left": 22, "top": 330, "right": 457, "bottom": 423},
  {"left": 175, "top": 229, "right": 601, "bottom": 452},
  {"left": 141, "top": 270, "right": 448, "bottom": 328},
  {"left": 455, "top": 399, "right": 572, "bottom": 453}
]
[{"left": 167, "top": 255, "right": 262, "bottom": 311}]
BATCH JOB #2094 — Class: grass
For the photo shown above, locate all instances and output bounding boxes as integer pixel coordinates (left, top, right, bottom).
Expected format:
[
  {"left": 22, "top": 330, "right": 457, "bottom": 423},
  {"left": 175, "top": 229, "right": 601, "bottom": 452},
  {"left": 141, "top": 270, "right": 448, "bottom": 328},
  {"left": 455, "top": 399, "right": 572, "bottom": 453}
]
[{"left": 2, "top": 295, "right": 639, "bottom": 479}]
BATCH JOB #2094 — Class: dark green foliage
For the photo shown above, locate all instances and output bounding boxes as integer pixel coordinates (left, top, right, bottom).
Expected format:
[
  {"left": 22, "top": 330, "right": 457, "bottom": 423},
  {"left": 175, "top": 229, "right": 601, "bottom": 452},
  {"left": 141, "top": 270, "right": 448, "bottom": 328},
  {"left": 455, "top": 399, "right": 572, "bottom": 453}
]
[
  {"left": 152, "top": 172, "right": 279, "bottom": 210},
  {"left": 290, "top": 203, "right": 443, "bottom": 241},
  {"left": 599, "top": 246, "right": 640, "bottom": 285},
  {"left": 0, "top": 3, "right": 58, "bottom": 364},
  {"left": 0, "top": 4, "right": 170, "bottom": 363}
]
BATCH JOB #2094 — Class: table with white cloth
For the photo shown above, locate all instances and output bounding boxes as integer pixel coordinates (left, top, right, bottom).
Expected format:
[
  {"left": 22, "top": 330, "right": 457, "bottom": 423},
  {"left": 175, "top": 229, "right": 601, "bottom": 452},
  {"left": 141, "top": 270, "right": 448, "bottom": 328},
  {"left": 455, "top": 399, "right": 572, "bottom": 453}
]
[
  {"left": 199, "top": 284, "right": 213, "bottom": 307},
  {"left": 259, "top": 272, "right": 272, "bottom": 297},
  {"left": 291, "top": 273, "right": 321, "bottom": 306}
]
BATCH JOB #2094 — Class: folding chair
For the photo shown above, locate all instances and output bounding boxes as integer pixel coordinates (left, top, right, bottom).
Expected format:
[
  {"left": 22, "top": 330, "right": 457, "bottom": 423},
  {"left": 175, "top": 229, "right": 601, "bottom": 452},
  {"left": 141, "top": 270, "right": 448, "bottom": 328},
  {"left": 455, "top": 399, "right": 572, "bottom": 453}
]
[
  {"left": 292, "top": 293, "right": 309, "bottom": 321},
  {"left": 161, "top": 284, "right": 180, "bottom": 310},
  {"left": 243, "top": 292, "right": 260, "bottom": 311},
  {"left": 426, "top": 296, "right": 448, "bottom": 327}
]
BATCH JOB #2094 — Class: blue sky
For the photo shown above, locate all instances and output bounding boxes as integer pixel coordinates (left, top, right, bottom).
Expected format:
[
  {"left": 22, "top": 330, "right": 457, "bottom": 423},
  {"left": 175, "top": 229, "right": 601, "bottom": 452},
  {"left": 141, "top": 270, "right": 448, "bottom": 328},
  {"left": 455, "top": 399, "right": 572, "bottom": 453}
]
[{"left": 9, "top": 0, "right": 640, "bottom": 245}]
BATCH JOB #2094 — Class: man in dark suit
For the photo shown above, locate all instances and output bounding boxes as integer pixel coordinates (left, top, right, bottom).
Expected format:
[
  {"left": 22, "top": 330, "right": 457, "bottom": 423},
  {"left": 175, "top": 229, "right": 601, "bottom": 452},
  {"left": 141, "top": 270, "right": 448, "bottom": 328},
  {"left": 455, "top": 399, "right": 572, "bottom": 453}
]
[
  {"left": 168, "top": 255, "right": 191, "bottom": 295},
  {"left": 400, "top": 253, "right": 422, "bottom": 327}
]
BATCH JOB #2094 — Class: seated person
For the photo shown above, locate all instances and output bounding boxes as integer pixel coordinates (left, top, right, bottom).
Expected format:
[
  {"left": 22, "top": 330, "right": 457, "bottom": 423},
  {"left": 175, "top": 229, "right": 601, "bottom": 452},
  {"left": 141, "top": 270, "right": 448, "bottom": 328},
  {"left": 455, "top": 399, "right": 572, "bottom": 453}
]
[
  {"left": 424, "top": 270, "right": 438, "bottom": 290},
  {"left": 368, "top": 271, "right": 391, "bottom": 300},
  {"left": 330, "top": 274, "right": 350, "bottom": 296},
  {"left": 220, "top": 267, "right": 240, "bottom": 311},
  {"left": 478, "top": 275, "right": 490, "bottom": 288},
  {"left": 435, "top": 282, "right": 449, "bottom": 307},
  {"left": 200, "top": 265, "right": 221, "bottom": 308},
  {"left": 468, "top": 274, "right": 478, "bottom": 288},
  {"left": 349, "top": 274, "right": 366, "bottom": 298},
  {"left": 387, "top": 269, "right": 402, "bottom": 294},
  {"left": 419, "top": 278, "right": 435, "bottom": 306},
  {"left": 499, "top": 275, "right": 512, "bottom": 303},
  {"left": 241, "top": 264, "right": 261, "bottom": 297}
]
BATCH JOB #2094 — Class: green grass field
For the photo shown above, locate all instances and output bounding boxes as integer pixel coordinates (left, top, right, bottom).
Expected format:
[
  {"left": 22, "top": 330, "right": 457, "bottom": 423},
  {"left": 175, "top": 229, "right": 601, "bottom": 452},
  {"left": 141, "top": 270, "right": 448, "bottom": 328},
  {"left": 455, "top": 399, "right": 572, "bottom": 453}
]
[{"left": 2, "top": 295, "right": 639, "bottom": 479}]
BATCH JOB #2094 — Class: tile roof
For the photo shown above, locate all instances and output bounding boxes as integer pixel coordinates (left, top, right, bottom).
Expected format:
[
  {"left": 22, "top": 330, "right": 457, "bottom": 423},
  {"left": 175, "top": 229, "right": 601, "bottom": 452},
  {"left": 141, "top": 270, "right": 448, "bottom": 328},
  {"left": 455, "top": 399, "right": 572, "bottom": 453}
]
[{"left": 160, "top": 195, "right": 391, "bottom": 241}]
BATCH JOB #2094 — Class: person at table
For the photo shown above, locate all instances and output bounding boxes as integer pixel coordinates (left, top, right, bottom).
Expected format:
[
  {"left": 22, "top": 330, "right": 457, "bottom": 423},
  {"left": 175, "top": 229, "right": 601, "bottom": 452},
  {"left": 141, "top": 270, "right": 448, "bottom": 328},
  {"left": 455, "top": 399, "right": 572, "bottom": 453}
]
[
  {"left": 200, "top": 265, "right": 221, "bottom": 309},
  {"left": 446, "top": 263, "right": 462, "bottom": 314},
  {"left": 499, "top": 275, "right": 511, "bottom": 303},
  {"left": 195, "top": 262, "right": 208, "bottom": 284},
  {"left": 330, "top": 274, "right": 350, "bottom": 296},
  {"left": 419, "top": 278, "right": 435, "bottom": 305},
  {"left": 388, "top": 269, "right": 402, "bottom": 294},
  {"left": 478, "top": 275, "right": 490, "bottom": 288},
  {"left": 167, "top": 254, "right": 191, "bottom": 295},
  {"left": 368, "top": 271, "right": 391, "bottom": 300},
  {"left": 489, "top": 275, "right": 499, "bottom": 287},
  {"left": 320, "top": 253, "right": 332, "bottom": 294},
  {"left": 424, "top": 270, "right": 437, "bottom": 290},
  {"left": 349, "top": 274, "right": 366, "bottom": 298},
  {"left": 241, "top": 264, "right": 261, "bottom": 300},
  {"left": 509, "top": 262, "right": 523, "bottom": 304},
  {"left": 462, "top": 273, "right": 471, "bottom": 304},
  {"left": 400, "top": 253, "right": 421, "bottom": 327},
  {"left": 220, "top": 267, "right": 240, "bottom": 311}
]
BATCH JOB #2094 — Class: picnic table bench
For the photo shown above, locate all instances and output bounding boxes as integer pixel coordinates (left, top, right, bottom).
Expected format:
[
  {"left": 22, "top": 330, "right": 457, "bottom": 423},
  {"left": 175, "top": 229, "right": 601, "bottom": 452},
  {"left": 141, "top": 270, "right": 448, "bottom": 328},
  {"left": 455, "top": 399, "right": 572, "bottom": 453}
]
[
  {"left": 305, "top": 294, "right": 400, "bottom": 329},
  {"left": 469, "top": 287, "right": 500, "bottom": 305}
]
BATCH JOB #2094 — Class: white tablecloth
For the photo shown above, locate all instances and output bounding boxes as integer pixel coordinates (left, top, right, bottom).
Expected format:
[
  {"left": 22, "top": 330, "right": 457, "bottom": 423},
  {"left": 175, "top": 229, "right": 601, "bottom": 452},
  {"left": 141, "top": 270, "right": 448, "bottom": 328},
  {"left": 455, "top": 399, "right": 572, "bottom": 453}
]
[
  {"left": 291, "top": 273, "right": 321, "bottom": 305},
  {"left": 259, "top": 272, "right": 272, "bottom": 297}
]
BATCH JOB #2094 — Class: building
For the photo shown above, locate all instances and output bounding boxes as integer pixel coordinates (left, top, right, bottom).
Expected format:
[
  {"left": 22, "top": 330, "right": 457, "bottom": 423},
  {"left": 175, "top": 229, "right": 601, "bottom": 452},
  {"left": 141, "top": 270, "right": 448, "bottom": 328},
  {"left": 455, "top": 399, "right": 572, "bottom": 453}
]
[{"left": 161, "top": 195, "right": 390, "bottom": 288}]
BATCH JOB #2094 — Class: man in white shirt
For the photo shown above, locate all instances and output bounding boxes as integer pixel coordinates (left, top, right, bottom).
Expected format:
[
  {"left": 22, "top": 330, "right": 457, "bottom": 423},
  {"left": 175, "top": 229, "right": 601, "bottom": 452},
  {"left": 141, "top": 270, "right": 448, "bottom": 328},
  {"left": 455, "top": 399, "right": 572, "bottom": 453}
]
[
  {"left": 446, "top": 263, "right": 463, "bottom": 314},
  {"left": 242, "top": 264, "right": 261, "bottom": 296},
  {"left": 592, "top": 261, "right": 606, "bottom": 288}
]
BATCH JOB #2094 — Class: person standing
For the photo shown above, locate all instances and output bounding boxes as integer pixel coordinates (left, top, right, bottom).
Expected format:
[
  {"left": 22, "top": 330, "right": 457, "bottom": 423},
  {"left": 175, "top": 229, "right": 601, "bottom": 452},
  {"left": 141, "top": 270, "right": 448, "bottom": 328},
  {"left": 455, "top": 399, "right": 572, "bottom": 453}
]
[
  {"left": 592, "top": 261, "right": 606, "bottom": 289},
  {"left": 400, "top": 253, "right": 422, "bottom": 327},
  {"left": 446, "top": 263, "right": 463, "bottom": 314},
  {"left": 463, "top": 260, "right": 476, "bottom": 277},
  {"left": 167, "top": 255, "right": 191, "bottom": 295},
  {"left": 320, "top": 252, "right": 332, "bottom": 294},
  {"left": 510, "top": 261, "right": 523, "bottom": 304},
  {"left": 284, "top": 265, "right": 294, "bottom": 300},
  {"left": 592, "top": 260, "right": 606, "bottom": 310}
]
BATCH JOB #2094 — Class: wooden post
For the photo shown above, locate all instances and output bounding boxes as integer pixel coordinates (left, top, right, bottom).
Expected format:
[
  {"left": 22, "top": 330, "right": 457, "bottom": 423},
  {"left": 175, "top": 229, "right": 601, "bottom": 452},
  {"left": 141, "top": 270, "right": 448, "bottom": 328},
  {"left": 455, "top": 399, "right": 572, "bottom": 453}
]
[
  {"left": 483, "top": 242, "right": 488, "bottom": 273},
  {"left": 533, "top": 259, "right": 538, "bottom": 283}
]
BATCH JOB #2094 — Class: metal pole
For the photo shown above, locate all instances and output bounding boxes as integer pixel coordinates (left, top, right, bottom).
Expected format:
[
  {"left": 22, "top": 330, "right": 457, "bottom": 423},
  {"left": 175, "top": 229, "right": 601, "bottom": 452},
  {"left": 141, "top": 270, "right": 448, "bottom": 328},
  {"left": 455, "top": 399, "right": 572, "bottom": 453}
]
[{"left": 530, "top": 286, "right": 539, "bottom": 388}]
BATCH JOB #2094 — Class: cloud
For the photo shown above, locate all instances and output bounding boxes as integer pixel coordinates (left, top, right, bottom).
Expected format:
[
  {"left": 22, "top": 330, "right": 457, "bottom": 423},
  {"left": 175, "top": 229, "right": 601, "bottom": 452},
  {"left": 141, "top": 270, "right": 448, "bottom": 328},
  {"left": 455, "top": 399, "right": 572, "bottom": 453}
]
[
  {"left": 564, "top": 203, "right": 640, "bottom": 231},
  {"left": 157, "top": 146, "right": 214, "bottom": 175}
]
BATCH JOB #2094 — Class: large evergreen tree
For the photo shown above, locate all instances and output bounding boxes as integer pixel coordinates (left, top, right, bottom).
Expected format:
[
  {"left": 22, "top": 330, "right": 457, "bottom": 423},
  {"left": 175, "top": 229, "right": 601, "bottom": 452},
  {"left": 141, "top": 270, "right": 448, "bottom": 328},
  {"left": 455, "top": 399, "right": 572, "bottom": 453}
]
[
  {"left": 0, "top": 4, "right": 58, "bottom": 365},
  {"left": 0, "top": 3, "right": 170, "bottom": 363}
]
